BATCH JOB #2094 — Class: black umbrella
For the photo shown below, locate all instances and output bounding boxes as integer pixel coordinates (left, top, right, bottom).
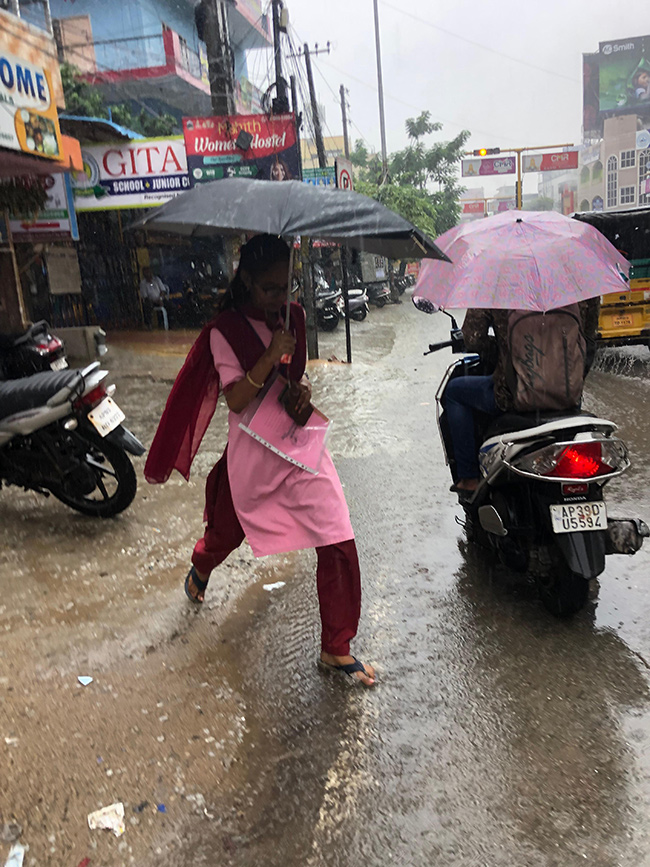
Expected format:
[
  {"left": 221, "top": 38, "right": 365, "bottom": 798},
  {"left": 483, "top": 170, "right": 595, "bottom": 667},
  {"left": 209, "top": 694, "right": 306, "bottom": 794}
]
[{"left": 130, "top": 177, "right": 449, "bottom": 262}]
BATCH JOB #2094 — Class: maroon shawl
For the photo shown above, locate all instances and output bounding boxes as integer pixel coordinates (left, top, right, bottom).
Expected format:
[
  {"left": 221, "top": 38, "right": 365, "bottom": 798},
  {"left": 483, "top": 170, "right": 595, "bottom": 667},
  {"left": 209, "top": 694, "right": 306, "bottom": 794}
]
[{"left": 144, "top": 302, "right": 306, "bottom": 484}]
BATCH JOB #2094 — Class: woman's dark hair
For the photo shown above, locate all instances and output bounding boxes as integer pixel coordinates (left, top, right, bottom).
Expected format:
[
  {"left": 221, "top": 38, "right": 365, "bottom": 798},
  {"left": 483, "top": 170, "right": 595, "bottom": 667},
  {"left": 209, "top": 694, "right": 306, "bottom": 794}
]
[{"left": 219, "top": 234, "right": 290, "bottom": 311}]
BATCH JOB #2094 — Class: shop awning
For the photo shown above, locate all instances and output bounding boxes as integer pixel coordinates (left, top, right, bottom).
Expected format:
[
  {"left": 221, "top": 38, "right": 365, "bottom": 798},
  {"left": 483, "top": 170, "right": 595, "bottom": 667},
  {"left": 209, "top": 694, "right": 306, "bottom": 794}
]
[{"left": 0, "top": 135, "right": 83, "bottom": 178}]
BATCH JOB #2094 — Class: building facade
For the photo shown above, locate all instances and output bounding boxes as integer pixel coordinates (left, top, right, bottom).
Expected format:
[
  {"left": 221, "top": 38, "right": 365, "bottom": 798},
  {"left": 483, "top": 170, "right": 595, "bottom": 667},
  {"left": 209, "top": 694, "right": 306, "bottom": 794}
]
[{"left": 49, "top": 0, "right": 271, "bottom": 119}]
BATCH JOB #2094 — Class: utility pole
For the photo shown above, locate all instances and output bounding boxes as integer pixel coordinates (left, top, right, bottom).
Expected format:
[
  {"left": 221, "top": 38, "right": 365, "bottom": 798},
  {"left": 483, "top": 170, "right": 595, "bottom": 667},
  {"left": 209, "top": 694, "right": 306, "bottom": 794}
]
[
  {"left": 196, "top": 0, "right": 235, "bottom": 115},
  {"left": 303, "top": 44, "right": 327, "bottom": 169},
  {"left": 373, "top": 0, "right": 388, "bottom": 183},
  {"left": 340, "top": 84, "right": 350, "bottom": 159},
  {"left": 271, "top": 0, "right": 290, "bottom": 113}
]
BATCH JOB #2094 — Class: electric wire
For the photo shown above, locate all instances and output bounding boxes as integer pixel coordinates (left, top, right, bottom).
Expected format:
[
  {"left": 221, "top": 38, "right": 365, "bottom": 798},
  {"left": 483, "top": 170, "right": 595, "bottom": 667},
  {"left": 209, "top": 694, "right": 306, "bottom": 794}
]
[{"left": 379, "top": 0, "right": 580, "bottom": 85}]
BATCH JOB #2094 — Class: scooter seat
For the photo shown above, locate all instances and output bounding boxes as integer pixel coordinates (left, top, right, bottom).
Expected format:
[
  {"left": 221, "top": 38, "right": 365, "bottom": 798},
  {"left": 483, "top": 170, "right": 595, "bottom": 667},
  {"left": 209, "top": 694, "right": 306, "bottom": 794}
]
[
  {"left": 0, "top": 369, "right": 81, "bottom": 421},
  {"left": 484, "top": 409, "right": 594, "bottom": 439}
]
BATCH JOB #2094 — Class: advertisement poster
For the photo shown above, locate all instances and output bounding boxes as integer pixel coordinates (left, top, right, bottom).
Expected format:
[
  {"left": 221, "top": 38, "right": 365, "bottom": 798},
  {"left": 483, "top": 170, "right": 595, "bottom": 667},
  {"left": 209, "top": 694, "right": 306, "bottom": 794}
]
[
  {"left": 461, "top": 156, "right": 516, "bottom": 177},
  {"left": 522, "top": 151, "right": 579, "bottom": 173},
  {"left": 583, "top": 52, "right": 602, "bottom": 136},
  {"left": 0, "top": 55, "right": 63, "bottom": 160},
  {"left": 598, "top": 35, "right": 650, "bottom": 114},
  {"left": 303, "top": 167, "right": 336, "bottom": 186},
  {"left": 72, "top": 137, "right": 189, "bottom": 211},
  {"left": 183, "top": 113, "right": 300, "bottom": 186},
  {"left": 10, "top": 173, "right": 78, "bottom": 242},
  {"left": 462, "top": 201, "right": 485, "bottom": 214}
]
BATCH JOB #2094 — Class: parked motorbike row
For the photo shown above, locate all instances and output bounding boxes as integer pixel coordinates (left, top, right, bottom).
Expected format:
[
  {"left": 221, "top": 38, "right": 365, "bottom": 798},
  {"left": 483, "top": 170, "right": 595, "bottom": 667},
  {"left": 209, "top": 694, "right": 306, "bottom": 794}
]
[
  {"left": 309, "top": 265, "right": 415, "bottom": 332},
  {"left": 0, "top": 322, "right": 144, "bottom": 518}
]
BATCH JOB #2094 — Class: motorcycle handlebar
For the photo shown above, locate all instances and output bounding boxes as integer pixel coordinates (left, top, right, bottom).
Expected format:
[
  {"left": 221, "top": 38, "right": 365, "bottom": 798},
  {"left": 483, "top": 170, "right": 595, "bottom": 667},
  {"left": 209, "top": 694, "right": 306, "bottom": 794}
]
[{"left": 424, "top": 340, "right": 454, "bottom": 355}]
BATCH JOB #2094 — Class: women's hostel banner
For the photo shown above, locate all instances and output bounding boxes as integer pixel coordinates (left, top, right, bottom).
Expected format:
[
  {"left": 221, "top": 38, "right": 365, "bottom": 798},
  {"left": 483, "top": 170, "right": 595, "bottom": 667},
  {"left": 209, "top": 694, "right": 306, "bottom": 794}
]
[
  {"left": 183, "top": 113, "right": 300, "bottom": 185},
  {"left": 72, "top": 137, "right": 190, "bottom": 211}
]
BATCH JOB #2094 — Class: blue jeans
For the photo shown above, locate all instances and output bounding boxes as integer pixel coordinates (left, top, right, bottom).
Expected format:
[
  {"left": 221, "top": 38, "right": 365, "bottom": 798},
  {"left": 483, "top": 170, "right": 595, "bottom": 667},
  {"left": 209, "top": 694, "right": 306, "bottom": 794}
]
[{"left": 444, "top": 375, "right": 499, "bottom": 479}]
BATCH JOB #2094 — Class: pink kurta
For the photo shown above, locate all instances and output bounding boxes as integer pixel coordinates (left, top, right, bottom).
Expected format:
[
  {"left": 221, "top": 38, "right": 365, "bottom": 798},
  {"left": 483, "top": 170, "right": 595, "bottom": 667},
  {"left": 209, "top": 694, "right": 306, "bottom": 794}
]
[{"left": 210, "top": 318, "right": 354, "bottom": 557}]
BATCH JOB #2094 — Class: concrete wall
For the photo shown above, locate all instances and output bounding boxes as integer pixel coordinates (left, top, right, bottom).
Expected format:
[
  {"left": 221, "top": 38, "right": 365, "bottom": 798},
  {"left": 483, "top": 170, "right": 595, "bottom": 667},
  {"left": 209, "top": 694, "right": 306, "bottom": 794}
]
[{"left": 50, "top": 0, "right": 204, "bottom": 71}]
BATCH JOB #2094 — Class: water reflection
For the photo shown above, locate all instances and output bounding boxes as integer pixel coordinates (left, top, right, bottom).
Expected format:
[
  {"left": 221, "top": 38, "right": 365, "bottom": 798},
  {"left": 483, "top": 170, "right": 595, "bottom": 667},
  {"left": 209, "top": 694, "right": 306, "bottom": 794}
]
[{"left": 453, "top": 538, "right": 650, "bottom": 864}]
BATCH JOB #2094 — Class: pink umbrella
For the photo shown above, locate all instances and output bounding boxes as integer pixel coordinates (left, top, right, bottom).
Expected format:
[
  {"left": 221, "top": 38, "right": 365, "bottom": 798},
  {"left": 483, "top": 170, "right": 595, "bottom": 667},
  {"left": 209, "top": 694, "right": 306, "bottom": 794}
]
[{"left": 413, "top": 210, "right": 629, "bottom": 312}]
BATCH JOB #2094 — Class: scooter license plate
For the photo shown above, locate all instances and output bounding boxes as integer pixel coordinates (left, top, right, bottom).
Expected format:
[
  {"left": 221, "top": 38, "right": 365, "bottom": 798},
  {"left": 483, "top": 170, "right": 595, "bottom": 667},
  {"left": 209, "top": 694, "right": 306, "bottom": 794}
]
[
  {"left": 549, "top": 502, "right": 607, "bottom": 534},
  {"left": 87, "top": 397, "right": 125, "bottom": 437},
  {"left": 50, "top": 357, "right": 68, "bottom": 370}
]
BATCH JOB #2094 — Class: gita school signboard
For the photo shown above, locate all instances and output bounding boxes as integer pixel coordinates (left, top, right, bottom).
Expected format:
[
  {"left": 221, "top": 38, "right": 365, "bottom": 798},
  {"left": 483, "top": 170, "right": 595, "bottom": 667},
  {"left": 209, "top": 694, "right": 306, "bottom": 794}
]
[
  {"left": 72, "top": 137, "right": 189, "bottom": 211},
  {"left": 183, "top": 113, "right": 300, "bottom": 185}
]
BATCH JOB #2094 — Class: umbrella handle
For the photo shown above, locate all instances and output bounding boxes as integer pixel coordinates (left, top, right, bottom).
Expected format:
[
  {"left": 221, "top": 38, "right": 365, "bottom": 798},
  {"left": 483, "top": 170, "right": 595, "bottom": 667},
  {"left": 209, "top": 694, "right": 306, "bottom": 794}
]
[{"left": 281, "top": 240, "right": 295, "bottom": 366}]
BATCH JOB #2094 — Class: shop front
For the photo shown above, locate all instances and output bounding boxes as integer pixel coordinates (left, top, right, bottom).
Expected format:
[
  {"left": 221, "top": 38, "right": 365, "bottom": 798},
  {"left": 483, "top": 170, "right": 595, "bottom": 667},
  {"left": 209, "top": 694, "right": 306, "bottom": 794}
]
[{"left": 0, "top": 7, "right": 82, "bottom": 332}]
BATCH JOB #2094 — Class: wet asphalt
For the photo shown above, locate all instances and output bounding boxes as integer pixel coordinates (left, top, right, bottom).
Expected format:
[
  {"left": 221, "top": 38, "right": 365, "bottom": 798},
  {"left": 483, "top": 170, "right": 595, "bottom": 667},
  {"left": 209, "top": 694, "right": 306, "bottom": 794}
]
[{"left": 2, "top": 298, "right": 650, "bottom": 866}]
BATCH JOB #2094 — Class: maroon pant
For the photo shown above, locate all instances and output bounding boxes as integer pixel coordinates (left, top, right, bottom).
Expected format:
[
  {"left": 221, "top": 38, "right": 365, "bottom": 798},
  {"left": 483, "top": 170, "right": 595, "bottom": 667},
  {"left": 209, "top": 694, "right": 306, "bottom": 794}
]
[{"left": 192, "top": 452, "right": 361, "bottom": 657}]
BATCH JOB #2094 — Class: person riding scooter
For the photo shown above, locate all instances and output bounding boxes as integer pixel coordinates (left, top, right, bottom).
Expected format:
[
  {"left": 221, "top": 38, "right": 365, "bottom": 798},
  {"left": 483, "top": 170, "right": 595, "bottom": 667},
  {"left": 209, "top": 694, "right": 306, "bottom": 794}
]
[{"left": 446, "top": 299, "right": 600, "bottom": 495}]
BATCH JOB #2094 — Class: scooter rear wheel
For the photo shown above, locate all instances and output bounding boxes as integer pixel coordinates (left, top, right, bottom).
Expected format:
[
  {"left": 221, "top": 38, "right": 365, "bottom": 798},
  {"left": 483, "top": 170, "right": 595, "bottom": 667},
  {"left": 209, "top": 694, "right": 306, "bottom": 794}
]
[
  {"left": 50, "top": 428, "right": 137, "bottom": 518},
  {"left": 350, "top": 308, "right": 368, "bottom": 321},
  {"left": 374, "top": 297, "right": 387, "bottom": 309},
  {"left": 536, "top": 565, "right": 590, "bottom": 618}
]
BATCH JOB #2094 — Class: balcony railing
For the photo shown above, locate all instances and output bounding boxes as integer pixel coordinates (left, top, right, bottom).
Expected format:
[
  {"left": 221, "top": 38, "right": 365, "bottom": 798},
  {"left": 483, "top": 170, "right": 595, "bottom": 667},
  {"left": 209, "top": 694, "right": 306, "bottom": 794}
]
[{"left": 88, "top": 24, "right": 207, "bottom": 89}]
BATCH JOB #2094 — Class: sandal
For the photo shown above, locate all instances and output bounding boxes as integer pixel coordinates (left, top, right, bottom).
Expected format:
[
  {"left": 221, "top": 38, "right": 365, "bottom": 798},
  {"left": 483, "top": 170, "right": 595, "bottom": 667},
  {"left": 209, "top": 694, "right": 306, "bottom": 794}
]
[
  {"left": 318, "top": 655, "right": 375, "bottom": 687},
  {"left": 184, "top": 566, "right": 208, "bottom": 604}
]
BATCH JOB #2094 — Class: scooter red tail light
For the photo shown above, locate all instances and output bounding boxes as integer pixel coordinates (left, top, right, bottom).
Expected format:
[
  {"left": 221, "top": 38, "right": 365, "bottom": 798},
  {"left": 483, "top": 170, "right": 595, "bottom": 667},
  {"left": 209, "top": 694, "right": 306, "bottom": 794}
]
[
  {"left": 76, "top": 384, "right": 107, "bottom": 409},
  {"left": 513, "top": 439, "right": 629, "bottom": 480},
  {"left": 35, "top": 336, "right": 63, "bottom": 355}
]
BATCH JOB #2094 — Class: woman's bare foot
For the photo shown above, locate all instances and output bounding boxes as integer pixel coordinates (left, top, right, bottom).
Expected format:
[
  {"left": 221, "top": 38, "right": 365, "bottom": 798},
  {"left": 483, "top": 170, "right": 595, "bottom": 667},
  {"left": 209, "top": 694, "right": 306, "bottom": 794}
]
[{"left": 320, "top": 652, "right": 376, "bottom": 686}]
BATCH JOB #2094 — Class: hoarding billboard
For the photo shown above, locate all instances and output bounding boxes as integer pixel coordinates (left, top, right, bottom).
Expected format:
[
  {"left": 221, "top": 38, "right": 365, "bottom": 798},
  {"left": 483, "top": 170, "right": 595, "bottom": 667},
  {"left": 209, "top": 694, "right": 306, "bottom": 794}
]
[
  {"left": 72, "top": 137, "right": 189, "bottom": 211},
  {"left": 10, "top": 173, "right": 78, "bottom": 241},
  {"left": 461, "top": 156, "right": 516, "bottom": 177},
  {"left": 598, "top": 35, "right": 650, "bottom": 114},
  {"left": 522, "top": 151, "right": 579, "bottom": 173},
  {"left": 582, "top": 52, "right": 602, "bottom": 137},
  {"left": 183, "top": 113, "right": 299, "bottom": 186},
  {"left": 0, "top": 57, "right": 63, "bottom": 160}
]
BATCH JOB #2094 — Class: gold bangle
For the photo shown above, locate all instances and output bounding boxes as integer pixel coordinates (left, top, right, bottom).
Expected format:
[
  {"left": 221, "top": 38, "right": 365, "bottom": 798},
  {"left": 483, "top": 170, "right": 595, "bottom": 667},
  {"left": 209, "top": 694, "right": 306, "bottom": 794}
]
[{"left": 245, "top": 370, "right": 264, "bottom": 389}]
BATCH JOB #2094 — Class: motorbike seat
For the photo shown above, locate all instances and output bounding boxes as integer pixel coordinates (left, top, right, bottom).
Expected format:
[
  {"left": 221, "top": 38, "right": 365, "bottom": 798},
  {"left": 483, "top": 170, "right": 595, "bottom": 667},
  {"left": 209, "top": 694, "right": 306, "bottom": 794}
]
[
  {"left": 484, "top": 409, "right": 595, "bottom": 439},
  {"left": 0, "top": 369, "right": 81, "bottom": 421}
]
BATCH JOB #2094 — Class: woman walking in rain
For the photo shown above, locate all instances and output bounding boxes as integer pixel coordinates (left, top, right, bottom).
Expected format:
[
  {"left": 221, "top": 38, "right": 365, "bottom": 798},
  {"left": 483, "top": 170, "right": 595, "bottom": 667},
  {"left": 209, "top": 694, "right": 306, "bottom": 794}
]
[{"left": 145, "top": 234, "right": 375, "bottom": 687}]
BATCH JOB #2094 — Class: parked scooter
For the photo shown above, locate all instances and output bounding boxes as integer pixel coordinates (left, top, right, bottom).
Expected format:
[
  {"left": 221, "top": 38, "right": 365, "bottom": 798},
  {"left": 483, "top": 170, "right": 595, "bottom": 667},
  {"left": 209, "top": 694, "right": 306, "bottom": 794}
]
[
  {"left": 0, "top": 362, "right": 144, "bottom": 517},
  {"left": 345, "top": 285, "right": 370, "bottom": 321},
  {"left": 0, "top": 321, "right": 107, "bottom": 379},
  {"left": 420, "top": 302, "right": 648, "bottom": 617},
  {"left": 0, "top": 321, "right": 68, "bottom": 378},
  {"left": 365, "top": 281, "right": 391, "bottom": 308}
]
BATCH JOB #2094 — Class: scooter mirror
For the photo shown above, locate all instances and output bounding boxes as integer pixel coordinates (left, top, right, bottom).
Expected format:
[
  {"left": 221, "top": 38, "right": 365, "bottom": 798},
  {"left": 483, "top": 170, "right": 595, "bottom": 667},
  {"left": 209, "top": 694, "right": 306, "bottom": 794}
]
[{"left": 412, "top": 296, "right": 440, "bottom": 314}]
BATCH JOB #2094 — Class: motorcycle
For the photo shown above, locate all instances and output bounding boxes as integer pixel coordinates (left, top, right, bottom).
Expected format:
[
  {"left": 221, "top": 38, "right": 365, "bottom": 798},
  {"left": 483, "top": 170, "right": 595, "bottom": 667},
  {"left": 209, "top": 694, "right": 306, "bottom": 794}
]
[
  {"left": 420, "top": 303, "right": 648, "bottom": 617},
  {"left": 365, "top": 281, "right": 391, "bottom": 308},
  {"left": 0, "top": 362, "right": 145, "bottom": 518},
  {"left": 345, "top": 285, "right": 370, "bottom": 321},
  {"left": 0, "top": 320, "right": 107, "bottom": 379}
]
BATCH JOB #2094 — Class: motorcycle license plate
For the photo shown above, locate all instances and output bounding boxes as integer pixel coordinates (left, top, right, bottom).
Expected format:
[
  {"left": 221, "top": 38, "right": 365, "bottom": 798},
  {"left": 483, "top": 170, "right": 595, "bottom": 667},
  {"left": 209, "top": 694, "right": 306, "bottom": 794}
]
[
  {"left": 612, "top": 314, "right": 634, "bottom": 328},
  {"left": 50, "top": 357, "right": 68, "bottom": 370},
  {"left": 549, "top": 502, "right": 607, "bottom": 534},
  {"left": 87, "top": 397, "right": 125, "bottom": 437}
]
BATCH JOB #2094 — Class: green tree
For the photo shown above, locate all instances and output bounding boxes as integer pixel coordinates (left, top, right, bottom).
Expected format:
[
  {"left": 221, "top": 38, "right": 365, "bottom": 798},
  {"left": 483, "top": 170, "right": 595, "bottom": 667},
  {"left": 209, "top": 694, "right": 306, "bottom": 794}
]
[
  {"left": 60, "top": 63, "right": 178, "bottom": 137},
  {"left": 351, "top": 112, "right": 470, "bottom": 237}
]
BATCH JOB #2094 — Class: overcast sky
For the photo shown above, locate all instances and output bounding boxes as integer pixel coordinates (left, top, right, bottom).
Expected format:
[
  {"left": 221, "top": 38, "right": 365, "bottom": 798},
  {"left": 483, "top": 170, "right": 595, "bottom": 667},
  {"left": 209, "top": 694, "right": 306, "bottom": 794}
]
[{"left": 260, "top": 0, "right": 650, "bottom": 194}]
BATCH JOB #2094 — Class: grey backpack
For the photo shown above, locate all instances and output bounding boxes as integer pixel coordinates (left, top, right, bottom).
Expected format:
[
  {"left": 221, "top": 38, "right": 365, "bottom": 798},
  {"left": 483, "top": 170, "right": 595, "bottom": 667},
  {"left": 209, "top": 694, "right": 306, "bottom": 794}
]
[{"left": 506, "top": 305, "right": 587, "bottom": 412}]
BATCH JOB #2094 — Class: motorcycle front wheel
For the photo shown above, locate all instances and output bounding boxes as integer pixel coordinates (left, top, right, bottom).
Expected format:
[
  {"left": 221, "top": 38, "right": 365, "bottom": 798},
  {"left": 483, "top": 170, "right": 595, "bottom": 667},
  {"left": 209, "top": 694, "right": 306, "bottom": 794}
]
[
  {"left": 50, "top": 428, "right": 137, "bottom": 518},
  {"left": 373, "top": 297, "right": 387, "bottom": 308},
  {"left": 350, "top": 307, "right": 368, "bottom": 321},
  {"left": 536, "top": 564, "right": 590, "bottom": 618}
]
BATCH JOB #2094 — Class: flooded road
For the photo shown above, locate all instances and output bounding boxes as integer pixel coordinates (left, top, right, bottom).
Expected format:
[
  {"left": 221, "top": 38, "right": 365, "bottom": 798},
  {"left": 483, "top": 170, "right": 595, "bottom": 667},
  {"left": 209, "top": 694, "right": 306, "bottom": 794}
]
[{"left": 2, "top": 301, "right": 650, "bottom": 866}]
